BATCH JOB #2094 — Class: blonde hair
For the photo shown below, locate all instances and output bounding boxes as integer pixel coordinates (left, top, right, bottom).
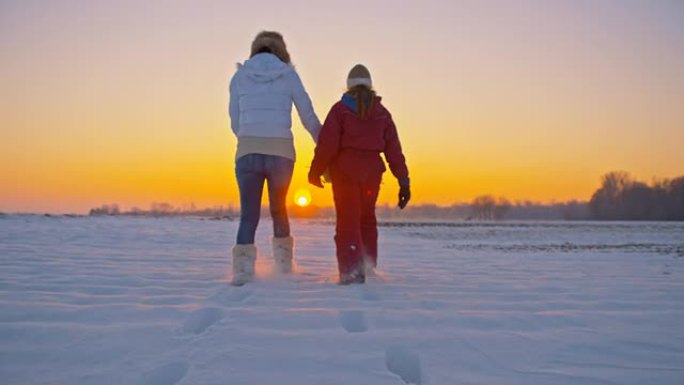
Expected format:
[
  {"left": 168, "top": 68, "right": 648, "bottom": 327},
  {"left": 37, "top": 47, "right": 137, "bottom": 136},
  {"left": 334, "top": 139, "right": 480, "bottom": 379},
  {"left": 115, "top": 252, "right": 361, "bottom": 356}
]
[{"left": 250, "top": 31, "right": 291, "bottom": 64}]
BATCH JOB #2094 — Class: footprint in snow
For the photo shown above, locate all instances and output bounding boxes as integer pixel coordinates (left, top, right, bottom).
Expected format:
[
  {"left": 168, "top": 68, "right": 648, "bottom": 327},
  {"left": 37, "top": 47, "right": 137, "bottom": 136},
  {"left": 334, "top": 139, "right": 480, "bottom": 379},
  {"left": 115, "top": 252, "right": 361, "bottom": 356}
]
[
  {"left": 142, "top": 362, "right": 188, "bottom": 385},
  {"left": 356, "top": 285, "right": 381, "bottom": 301},
  {"left": 179, "top": 307, "right": 224, "bottom": 335},
  {"left": 207, "top": 285, "right": 253, "bottom": 304},
  {"left": 385, "top": 346, "right": 423, "bottom": 385},
  {"left": 337, "top": 310, "right": 368, "bottom": 333}
]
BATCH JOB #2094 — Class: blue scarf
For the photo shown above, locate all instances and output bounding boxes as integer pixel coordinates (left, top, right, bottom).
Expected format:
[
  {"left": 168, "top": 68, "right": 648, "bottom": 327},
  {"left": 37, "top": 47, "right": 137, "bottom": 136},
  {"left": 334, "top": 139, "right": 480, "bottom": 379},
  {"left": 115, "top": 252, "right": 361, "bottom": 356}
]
[{"left": 341, "top": 93, "right": 358, "bottom": 112}]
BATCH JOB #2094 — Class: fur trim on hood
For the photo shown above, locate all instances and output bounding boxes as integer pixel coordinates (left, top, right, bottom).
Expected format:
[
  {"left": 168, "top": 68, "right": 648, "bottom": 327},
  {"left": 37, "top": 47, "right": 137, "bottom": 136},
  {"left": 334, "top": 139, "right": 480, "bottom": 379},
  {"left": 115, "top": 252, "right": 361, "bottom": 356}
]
[{"left": 250, "top": 31, "right": 291, "bottom": 64}]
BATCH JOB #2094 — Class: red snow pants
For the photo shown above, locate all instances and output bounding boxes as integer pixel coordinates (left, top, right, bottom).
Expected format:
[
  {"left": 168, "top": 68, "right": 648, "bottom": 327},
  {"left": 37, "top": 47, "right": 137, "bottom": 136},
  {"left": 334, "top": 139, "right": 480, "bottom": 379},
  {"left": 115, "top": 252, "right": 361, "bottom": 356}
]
[{"left": 331, "top": 170, "right": 381, "bottom": 278}]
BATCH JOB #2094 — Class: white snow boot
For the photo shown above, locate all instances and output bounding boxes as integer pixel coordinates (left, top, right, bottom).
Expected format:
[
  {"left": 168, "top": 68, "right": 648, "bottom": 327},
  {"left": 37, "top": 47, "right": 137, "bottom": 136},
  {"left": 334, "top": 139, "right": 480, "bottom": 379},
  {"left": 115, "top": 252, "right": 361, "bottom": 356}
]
[
  {"left": 272, "top": 236, "right": 294, "bottom": 274},
  {"left": 232, "top": 244, "right": 256, "bottom": 286}
]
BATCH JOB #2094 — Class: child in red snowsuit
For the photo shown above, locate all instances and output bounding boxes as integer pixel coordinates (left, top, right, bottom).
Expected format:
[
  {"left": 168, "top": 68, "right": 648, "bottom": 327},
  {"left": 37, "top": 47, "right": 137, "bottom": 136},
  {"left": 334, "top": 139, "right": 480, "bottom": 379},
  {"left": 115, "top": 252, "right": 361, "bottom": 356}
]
[{"left": 308, "top": 64, "right": 410, "bottom": 284}]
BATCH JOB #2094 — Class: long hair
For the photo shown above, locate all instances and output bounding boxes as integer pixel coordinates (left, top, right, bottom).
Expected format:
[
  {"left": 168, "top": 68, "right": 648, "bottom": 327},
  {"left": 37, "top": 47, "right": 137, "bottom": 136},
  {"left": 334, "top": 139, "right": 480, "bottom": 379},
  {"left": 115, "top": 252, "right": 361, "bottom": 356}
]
[
  {"left": 250, "top": 31, "right": 291, "bottom": 64},
  {"left": 347, "top": 85, "right": 376, "bottom": 118}
]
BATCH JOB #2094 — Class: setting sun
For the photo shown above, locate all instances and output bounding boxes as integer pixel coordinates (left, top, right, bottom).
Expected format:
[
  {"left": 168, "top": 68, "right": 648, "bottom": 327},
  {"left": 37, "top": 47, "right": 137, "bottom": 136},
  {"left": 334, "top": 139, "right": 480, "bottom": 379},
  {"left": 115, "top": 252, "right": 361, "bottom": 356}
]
[{"left": 294, "top": 189, "right": 312, "bottom": 207}]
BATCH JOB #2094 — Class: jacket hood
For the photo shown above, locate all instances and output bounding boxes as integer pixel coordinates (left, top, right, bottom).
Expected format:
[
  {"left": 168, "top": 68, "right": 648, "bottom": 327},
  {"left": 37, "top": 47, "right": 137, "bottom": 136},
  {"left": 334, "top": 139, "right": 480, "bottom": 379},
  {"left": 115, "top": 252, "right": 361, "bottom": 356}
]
[
  {"left": 341, "top": 93, "right": 382, "bottom": 115},
  {"left": 238, "top": 53, "right": 293, "bottom": 82}
]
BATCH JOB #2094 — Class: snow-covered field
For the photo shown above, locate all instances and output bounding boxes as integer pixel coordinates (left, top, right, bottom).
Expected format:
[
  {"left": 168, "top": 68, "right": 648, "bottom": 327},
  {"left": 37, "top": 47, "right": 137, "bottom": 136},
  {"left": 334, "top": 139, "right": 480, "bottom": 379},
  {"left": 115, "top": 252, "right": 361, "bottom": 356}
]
[{"left": 1, "top": 216, "right": 683, "bottom": 385}]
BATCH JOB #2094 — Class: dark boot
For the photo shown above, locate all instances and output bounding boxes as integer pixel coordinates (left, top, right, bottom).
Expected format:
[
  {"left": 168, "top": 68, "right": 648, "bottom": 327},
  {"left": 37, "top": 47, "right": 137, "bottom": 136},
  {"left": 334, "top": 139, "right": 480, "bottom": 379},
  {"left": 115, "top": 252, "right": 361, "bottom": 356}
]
[
  {"left": 339, "top": 268, "right": 366, "bottom": 285},
  {"left": 335, "top": 240, "right": 365, "bottom": 285}
]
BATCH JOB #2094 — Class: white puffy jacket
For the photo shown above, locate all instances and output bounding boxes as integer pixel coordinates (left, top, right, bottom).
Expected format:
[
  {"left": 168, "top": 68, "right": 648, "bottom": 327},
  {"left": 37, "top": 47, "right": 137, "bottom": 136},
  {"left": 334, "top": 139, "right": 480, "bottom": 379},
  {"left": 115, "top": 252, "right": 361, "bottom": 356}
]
[{"left": 229, "top": 53, "right": 320, "bottom": 141}]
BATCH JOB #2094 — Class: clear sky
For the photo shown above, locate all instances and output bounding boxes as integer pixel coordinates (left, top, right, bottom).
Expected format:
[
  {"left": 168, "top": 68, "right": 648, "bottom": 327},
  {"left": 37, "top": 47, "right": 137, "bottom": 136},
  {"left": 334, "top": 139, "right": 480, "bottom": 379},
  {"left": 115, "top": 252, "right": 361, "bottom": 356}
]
[{"left": 1, "top": 0, "right": 683, "bottom": 213}]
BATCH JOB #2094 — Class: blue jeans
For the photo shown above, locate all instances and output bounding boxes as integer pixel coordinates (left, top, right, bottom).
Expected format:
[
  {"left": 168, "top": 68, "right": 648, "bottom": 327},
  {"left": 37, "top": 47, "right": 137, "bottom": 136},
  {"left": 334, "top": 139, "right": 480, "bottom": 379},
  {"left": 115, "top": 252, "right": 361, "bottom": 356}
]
[{"left": 235, "top": 154, "right": 294, "bottom": 244}]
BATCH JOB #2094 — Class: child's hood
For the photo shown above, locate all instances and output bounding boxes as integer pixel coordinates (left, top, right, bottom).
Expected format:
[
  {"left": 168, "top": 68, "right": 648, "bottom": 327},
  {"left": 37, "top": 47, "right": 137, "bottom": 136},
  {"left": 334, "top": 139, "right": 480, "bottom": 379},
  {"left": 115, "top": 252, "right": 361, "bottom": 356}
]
[
  {"left": 341, "top": 93, "right": 383, "bottom": 115},
  {"left": 238, "top": 53, "right": 293, "bottom": 82}
]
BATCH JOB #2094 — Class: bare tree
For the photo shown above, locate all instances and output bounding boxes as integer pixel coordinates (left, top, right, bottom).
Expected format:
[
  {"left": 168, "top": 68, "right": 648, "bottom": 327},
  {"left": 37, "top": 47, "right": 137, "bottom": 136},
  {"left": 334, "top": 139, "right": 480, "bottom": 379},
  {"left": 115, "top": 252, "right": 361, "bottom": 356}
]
[
  {"left": 471, "top": 195, "right": 495, "bottom": 220},
  {"left": 493, "top": 197, "right": 511, "bottom": 220},
  {"left": 89, "top": 204, "right": 120, "bottom": 216}
]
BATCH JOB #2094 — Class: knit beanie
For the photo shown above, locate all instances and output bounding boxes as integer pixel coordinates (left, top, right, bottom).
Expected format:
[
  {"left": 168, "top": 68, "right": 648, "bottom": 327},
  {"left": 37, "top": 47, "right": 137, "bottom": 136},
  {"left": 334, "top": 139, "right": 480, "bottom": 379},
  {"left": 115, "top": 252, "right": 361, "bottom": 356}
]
[{"left": 347, "top": 64, "right": 372, "bottom": 89}]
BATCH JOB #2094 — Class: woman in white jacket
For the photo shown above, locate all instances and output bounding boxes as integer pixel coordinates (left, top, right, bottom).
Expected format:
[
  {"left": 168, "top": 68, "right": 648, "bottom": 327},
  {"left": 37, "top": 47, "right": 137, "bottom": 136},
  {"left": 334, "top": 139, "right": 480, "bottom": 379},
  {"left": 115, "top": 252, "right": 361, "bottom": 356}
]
[{"left": 228, "top": 31, "right": 321, "bottom": 285}]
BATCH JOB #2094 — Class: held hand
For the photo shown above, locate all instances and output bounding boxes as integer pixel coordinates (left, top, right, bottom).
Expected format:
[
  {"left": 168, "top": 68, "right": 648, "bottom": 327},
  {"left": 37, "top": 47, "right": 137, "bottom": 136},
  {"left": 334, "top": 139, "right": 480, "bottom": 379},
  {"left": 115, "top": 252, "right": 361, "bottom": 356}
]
[
  {"left": 308, "top": 170, "right": 324, "bottom": 188},
  {"left": 322, "top": 168, "right": 332, "bottom": 183},
  {"left": 398, "top": 185, "right": 411, "bottom": 209}
]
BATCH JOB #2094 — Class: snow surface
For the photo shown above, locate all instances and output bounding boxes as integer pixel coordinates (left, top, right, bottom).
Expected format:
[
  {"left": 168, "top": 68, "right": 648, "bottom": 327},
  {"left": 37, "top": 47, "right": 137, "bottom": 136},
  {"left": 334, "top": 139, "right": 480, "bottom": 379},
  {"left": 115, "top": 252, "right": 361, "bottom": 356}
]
[{"left": 1, "top": 216, "right": 683, "bottom": 385}]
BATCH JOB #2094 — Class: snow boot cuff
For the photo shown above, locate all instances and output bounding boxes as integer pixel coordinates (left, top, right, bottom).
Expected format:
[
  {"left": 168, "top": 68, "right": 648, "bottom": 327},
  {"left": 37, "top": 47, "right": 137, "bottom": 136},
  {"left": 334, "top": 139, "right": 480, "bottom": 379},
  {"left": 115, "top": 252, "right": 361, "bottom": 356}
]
[
  {"left": 272, "top": 236, "right": 294, "bottom": 274},
  {"left": 232, "top": 244, "right": 256, "bottom": 286}
]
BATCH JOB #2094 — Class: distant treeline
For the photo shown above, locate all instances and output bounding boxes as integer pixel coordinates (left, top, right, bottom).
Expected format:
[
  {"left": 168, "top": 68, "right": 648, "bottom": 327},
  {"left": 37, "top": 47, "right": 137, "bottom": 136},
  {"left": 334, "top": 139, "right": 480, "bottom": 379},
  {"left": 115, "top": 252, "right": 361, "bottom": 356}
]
[
  {"left": 89, "top": 202, "right": 238, "bottom": 219},
  {"left": 374, "top": 199, "right": 590, "bottom": 221},
  {"left": 88, "top": 171, "right": 683, "bottom": 221},
  {"left": 589, "top": 171, "right": 684, "bottom": 220},
  {"left": 88, "top": 200, "right": 590, "bottom": 221}
]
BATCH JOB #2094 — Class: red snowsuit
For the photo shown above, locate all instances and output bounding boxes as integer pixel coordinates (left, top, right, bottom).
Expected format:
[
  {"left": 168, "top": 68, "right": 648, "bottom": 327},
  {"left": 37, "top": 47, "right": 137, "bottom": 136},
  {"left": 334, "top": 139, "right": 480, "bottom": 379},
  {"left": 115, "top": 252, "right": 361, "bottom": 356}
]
[{"left": 310, "top": 96, "right": 409, "bottom": 279}]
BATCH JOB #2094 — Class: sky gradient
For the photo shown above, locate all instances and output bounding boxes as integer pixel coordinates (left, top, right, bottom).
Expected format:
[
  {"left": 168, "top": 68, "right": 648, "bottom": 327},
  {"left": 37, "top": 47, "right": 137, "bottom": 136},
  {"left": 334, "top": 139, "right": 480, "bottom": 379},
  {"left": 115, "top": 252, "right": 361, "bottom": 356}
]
[{"left": 1, "top": 0, "right": 683, "bottom": 213}]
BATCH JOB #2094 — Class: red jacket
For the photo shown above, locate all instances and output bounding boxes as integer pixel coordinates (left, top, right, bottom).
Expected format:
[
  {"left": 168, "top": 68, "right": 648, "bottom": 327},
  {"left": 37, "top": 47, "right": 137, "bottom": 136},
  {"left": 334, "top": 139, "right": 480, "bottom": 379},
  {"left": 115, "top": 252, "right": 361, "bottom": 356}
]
[{"left": 310, "top": 96, "right": 409, "bottom": 184}]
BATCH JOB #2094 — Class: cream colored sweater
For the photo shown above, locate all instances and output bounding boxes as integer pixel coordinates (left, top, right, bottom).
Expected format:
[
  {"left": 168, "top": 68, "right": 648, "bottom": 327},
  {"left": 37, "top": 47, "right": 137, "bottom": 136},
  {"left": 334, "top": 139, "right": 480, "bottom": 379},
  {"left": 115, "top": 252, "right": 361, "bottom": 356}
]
[{"left": 236, "top": 136, "right": 296, "bottom": 161}]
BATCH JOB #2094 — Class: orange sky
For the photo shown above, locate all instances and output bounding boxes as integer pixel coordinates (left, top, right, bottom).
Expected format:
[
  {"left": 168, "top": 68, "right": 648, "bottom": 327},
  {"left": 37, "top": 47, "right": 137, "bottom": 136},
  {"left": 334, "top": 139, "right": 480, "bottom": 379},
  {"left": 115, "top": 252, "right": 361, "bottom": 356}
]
[{"left": 1, "top": 1, "right": 683, "bottom": 213}]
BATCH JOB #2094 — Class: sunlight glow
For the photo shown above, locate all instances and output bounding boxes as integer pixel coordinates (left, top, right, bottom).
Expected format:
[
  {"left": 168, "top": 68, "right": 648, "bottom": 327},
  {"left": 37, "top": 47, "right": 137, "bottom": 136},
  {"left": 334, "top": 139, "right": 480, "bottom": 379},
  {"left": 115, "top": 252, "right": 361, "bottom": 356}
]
[{"left": 294, "top": 189, "right": 312, "bottom": 207}]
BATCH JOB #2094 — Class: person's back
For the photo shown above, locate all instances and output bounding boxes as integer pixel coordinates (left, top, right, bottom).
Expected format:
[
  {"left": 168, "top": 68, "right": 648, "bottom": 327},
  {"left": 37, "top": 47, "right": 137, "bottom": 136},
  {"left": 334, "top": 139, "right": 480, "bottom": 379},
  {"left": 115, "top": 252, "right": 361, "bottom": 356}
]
[
  {"left": 337, "top": 96, "right": 390, "bottom": 144},
  {"left": 320, "top": 97, "right": 406, "bottom": 183},
  {"left": 230, "top": 52, "right": 319, "bottom": 144}
]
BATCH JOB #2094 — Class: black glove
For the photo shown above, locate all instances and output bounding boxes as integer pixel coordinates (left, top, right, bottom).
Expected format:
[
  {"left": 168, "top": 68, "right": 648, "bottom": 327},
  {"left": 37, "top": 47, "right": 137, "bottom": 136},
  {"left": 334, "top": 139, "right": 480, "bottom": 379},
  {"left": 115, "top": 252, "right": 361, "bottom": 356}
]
[
  {"left": 308, "top": 169, "right": 324, "bottom": 188},
  {"left": 398, "top": 184, "right": 411, "bottom": 209}
]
